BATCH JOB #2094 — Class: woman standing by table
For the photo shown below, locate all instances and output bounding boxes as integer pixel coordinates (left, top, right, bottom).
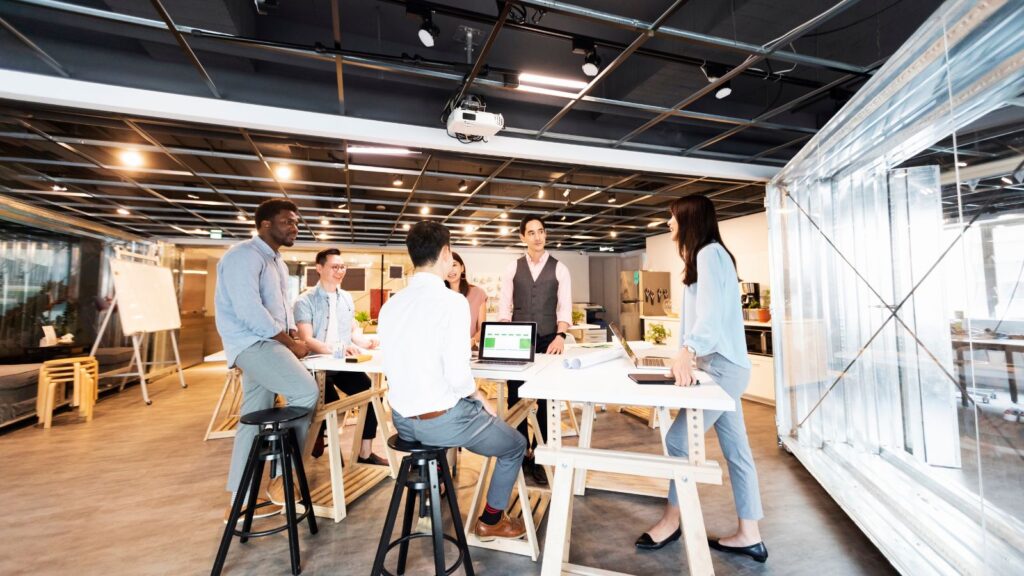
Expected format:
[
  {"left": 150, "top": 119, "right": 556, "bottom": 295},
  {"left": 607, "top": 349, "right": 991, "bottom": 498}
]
[
  {"left": 635, "top": 195, "right": 767, "bottom": 563},
  {"left": 445, "top": 252, "right": 487, "bottom": 347}
]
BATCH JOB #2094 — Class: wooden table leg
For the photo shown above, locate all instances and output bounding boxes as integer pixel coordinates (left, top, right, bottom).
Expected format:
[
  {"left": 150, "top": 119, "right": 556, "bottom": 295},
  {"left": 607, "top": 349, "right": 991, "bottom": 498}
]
[
  {"left": 685, "top": 408, "right": 706, "bottom": 466},
  {"left": 675, "top": 470, "right": 714, "bottom": 575},
  {"left": 540, "top": 454, "right": 575, "bottom": 576},
  {"left": 572, "top": 403, "right": 595, "bottom": 496},
  {"left": 326, "top": 409, "right": 347, "bottom": 522},
  {"left": 656, "top": 406, "right": 672, "bottom": 455}
]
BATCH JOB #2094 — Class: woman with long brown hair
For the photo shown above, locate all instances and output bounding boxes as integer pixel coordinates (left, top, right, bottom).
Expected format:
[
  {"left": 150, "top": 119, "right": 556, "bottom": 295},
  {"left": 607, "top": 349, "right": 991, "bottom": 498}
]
[
  {"left": 445, "top": 252, "right": 487, "bottom": 347},
  {"left": 634, "top": 195, "right": 767, "bottom": 563}
]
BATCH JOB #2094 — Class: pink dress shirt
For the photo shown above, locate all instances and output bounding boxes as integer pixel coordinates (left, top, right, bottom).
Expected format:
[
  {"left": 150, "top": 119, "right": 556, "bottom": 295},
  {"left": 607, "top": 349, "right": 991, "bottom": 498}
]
[{"left": 497, "top": 250, "right": 573, "bottom": 327}]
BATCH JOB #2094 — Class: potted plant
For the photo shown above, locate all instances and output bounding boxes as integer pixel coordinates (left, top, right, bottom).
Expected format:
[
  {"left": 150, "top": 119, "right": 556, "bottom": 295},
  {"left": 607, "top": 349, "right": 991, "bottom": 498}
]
[
  {"left": 645, "top": 323, "right": 671, "bottom": 345},
  {"left": 354, "top": 310, "right": 371, "bottom": 330},
  {"left": 571, "top": 310, "right": 585, "bottom": 326}
]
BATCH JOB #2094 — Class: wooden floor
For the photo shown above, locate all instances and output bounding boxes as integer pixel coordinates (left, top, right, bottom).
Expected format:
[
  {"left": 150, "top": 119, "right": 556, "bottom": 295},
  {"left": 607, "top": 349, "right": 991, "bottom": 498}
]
[{"left": 0, "top": 363, "right": 895, "bottom": 575}]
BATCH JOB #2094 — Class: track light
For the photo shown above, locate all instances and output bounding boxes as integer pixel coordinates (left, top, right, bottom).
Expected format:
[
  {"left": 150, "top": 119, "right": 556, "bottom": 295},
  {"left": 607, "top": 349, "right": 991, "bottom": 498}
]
[
  {"left": 274, "top": 164, "right": 293, "bottom": 180},
  {"left": 392, "top": 175, "right": 404, "bottom": 187},
  {"left": 560, "top": 215, "right": 567, "bottom": 221},
  {"left": 500, "top": 212, "right": 508, "bottom": 219},
  {"left": 418, "top": 15, "right": 439, "bottom": 47},
  {"left": 572, "top": 38, "right": 600, "bottom": 77},
  {"left": 562, "top": 189, "right": 570, "bottom": 198},
  {"left": 715, "top": 81, "right": 732, "bottom": 100},
  {"left": 608, "top": 193, "right": 617, "bottom": 204},
  {"left": 458, "top": 180, "right": 469, "bottom": 192},
  {"left": 538, "top": 188, "right": 545, "bottom": 198},
  {"left": 321, "top": 218, "right": 330, "bottom": 226},
  {"left": 403, "top": 223, "right": 411, "bottom": 230}
]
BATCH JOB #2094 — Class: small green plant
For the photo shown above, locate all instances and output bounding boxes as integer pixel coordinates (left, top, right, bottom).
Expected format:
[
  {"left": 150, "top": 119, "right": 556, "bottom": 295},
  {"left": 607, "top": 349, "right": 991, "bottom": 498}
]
[
  {"left": 571, "top": 310, "right": 585, "bottom": 325},
  {"left": 354, "top": 311, "right": 371, "bottom": 326},
  {"left": 645, "top": 323, "right": 671, "bottom": 345}
]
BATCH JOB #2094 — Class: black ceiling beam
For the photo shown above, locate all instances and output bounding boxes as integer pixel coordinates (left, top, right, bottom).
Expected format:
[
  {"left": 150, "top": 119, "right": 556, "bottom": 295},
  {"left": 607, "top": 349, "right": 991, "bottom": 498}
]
[
  {"left": 614, "top": 0, "right": 863, "bottom": 147},
  {"left": 384, "top": 152, "right": 434, "bottom": 244},
  {"left": 147, "top": 0, "right": 220, "bottom": 98},
  {"left": 535, "top": 0, "right": 691, "bottom": 138},
  {"left": 382, "top": 0, "right": 835, "bottom": 90},
  {"left": 0, "top": 15, "right": 69, "bottom": 77},
  {"left": 450, "top": 0, "right": 515, "bottom": 108},
  {"left": 329, "top": 0, "right": 346, "bottom": 114}
]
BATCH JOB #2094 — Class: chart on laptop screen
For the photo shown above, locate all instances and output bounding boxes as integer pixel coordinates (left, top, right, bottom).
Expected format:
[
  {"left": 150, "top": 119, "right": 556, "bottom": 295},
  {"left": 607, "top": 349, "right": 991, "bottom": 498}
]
[{"left": 483, "top": 325, "right": 533, "bottom": 360}]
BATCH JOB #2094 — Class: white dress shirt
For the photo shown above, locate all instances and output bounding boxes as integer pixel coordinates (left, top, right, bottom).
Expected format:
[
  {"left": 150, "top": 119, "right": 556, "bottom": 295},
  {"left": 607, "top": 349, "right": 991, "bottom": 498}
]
[
  {"left": 378, "top": 272, "right": 476, "bottom": 417},
  {"left": 497, "top": 250, "right": 573, "bottom": 326}
]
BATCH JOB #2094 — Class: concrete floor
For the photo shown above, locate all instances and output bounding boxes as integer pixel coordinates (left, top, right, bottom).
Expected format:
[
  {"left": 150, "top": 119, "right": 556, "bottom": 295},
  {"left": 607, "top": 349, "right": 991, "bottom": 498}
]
[{"left": 0, "top": 363, "right": 895, "bottom": 575}]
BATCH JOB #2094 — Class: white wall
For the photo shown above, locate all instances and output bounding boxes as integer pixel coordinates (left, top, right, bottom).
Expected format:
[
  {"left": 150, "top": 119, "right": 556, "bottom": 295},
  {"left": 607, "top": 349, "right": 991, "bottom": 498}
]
[
  {"left": 644, "top": 211, "right": 770, "bottom": 313},
  {"left": 453, "top": 247, "right": 590, "bottom": 307}
]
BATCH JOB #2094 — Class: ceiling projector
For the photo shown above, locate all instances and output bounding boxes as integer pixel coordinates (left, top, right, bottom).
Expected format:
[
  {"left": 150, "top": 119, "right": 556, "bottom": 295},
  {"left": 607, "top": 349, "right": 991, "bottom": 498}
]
[{"left": 446, "top": 107, "right": 504, "bottom": 140}]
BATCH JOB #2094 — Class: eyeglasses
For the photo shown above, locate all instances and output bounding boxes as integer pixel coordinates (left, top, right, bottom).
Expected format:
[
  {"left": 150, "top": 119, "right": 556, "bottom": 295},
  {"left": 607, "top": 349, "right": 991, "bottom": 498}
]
[{"left": 327, "top": 265, "right": 347, "bottom": 272}]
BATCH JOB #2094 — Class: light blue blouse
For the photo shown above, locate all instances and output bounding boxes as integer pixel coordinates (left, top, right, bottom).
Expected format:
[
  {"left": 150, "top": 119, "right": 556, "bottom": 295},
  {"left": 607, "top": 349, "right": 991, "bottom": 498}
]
[{"left": 679, "top": 242, "right": 751, "bottom": 369}]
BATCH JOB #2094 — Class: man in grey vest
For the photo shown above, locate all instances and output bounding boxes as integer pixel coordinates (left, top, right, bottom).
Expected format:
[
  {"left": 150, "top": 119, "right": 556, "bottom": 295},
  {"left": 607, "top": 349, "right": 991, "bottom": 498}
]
[{"left": 498, "top": 216, "right": 573, "bottom": 485}]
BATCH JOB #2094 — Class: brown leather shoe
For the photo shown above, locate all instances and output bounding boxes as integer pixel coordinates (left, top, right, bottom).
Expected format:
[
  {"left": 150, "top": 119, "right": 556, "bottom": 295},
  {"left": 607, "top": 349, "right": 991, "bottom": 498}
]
[{"left": 474, "top": 514, "right": 526, "bottom": 541}]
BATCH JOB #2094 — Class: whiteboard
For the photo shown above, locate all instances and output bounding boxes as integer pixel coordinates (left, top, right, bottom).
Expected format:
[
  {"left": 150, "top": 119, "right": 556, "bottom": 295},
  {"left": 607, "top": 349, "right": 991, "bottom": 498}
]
[{"left": 110, "top": 258, "right": 181, "bottom": 334}]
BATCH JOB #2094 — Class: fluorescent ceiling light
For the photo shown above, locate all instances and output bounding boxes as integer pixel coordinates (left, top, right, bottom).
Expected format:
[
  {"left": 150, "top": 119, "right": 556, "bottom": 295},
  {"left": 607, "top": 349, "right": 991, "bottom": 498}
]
[
  {"left": 519, "top": 73, "right": 588, "bottom": 90},
  {"left": 516, "top": 84, "right": 578, "bottom": 99},
  {"left": 348, "top": 146, "right": 417, "bottom": 155}
]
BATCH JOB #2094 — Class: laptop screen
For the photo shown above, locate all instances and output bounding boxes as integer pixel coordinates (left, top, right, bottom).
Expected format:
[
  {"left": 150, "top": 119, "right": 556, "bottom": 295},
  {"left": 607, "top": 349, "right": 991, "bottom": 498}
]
[
  {"left": 478, "top": 322, "right": 536, "bottom": 362},
  {"left": 608, "top": 323, "right": 639, "bottom": 363}
]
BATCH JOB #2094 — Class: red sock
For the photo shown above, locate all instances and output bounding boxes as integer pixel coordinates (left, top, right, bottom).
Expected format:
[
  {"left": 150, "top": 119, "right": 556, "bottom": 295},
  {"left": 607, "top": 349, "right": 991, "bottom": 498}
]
[{"left": 480, "top": 504, "right": 502, "bottom": 525}]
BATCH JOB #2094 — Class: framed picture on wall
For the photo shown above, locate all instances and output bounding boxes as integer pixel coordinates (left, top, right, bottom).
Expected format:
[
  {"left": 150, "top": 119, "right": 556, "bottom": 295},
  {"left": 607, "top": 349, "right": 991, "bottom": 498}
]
[{"left": 342, "top": 268, "right": 366, "bottom": 291}]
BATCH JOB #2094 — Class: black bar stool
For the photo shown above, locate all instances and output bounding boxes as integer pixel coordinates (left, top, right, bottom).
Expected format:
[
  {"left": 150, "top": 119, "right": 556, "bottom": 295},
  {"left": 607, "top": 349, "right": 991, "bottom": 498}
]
[
  {"left": 213, "top": 406, "right": 318, "bottom": 576},
  {"left": 371, "top": 434, "right": 474, "bottom": 576}
]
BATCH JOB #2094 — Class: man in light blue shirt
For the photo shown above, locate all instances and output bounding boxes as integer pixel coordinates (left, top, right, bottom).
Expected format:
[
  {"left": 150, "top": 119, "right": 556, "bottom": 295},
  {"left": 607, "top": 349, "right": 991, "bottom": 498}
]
[{"left": 215, "top": 198, "right": 318, "bottom": 522}]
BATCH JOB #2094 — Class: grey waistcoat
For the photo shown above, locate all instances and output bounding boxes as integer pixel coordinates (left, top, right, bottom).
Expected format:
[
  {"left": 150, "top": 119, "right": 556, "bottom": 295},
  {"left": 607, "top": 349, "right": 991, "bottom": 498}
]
[{"left": 511, "top": 255, "right": 560, "bottom": 337}]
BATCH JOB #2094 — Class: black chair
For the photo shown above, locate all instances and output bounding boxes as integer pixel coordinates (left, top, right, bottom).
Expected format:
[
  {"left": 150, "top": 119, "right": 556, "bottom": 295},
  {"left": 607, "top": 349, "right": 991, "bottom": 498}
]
[
  {"left": 371, "top": 434, "right": 474, "bottom": 576},
  {"left": 212, "top": 406, "right": 318, "bottom": 576}
]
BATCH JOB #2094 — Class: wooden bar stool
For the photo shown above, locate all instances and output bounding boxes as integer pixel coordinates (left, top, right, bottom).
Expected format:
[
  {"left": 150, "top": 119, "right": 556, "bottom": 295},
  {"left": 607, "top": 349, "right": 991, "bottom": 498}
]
[{"left": 36, "top": 356, "right": 99, "bottom": 429}]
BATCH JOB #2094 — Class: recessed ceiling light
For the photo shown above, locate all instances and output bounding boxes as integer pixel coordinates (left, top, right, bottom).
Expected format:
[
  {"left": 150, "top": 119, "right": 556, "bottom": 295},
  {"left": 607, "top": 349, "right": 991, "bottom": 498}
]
[
  {"left": 458, "top": 180, "right": 469, "bottom": 192},
  {"left": 318, "top": 232, "right": 329, "bottom": 240},
  {"left": 464, "top": 224, "right": 476, "bottom": 233},
  {"left": 274, "top": 164, "right": 293, "bottom": 180},
  {"left": 420, "top": 206, "right": 430, "bottom": 215},
  {"left": 561, "top": 215, "right": 567, "bottom": 221},
  {"left": 392, "top": 175, "right": 405, "bottom": 187},
  {"left": 119, "top": 149, "right": 144, "bottom": 168},
  {"left": 237, "top": 213, "right": 246, "bottom": 221},
  {"left": 471, "top": 238, "right": 478, "bottom": 246},
  {"left": 376, "top": 205, "right": 387, "bottom": 211},
  {"left": 518, "top": 73, "right": 589, "bottom": 90},
  {"left": 610, "top": 230, "right": 618, "bottom": 238},
  {"left": 538, "top": 188, "right": 545, "bottom": 198},
  {"left": 500, "top": 227, "right": 509, "bottom": 236},
  {"left": 402, "top": 223, "right": 410, "bottom": 231},
  {"left": 321, "top": 218, "right": 330, "bottom": 226},
  {"left": 556, "top": 242, "right": 562, "bottom": 248},
  {"left": 500, "top": 212, "right": 508, "bottom": 219},
  {"left": 116, "top": 208, "right": 130, "bottom": 215},
  {"left": 347, "top": 146, "right": 417, "bottom": 155}
]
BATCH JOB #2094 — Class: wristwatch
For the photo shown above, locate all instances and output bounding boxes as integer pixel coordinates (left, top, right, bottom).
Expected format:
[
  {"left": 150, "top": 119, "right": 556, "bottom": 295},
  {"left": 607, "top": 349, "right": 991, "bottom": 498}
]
[{"left": 556, "top": 332, "right": 567, "bottom": 340}]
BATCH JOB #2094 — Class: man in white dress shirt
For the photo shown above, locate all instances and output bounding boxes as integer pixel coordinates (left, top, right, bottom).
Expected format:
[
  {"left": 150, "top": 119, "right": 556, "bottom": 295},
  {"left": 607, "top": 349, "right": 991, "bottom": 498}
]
[
  {"left": 499, "top": 216, "right": 572, "bottom": 485},
  {"left": 379, "top": 221, "right": 527, "bottom": 541}
]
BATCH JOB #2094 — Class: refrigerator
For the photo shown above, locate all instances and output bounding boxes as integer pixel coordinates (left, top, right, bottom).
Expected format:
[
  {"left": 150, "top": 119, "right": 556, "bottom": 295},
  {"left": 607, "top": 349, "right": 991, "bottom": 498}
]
[{"left": 619, "top": 270, "right": 672, "bottom": 341}]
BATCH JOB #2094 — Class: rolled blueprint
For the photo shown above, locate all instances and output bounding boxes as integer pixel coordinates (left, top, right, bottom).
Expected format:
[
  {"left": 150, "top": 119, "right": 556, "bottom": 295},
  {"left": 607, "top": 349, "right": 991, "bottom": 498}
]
[{"left": 563, "top": 347, "right": 623, "bottom": 369}]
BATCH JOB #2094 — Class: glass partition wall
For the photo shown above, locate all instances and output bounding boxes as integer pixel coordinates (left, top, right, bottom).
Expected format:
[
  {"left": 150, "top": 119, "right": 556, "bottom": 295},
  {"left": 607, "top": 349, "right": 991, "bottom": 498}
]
[{"left": 768, "top": 1, "right": 1024, "bottom": 573}]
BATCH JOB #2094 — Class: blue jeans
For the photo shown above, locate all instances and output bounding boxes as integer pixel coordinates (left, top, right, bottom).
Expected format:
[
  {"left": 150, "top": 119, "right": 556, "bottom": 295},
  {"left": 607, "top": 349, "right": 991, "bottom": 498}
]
[
  {"left": 393, "top": 397, "right": 526, "bottom": 510},
  {"left": 665, "top": 353, "right": 764, "bottom": 520}
]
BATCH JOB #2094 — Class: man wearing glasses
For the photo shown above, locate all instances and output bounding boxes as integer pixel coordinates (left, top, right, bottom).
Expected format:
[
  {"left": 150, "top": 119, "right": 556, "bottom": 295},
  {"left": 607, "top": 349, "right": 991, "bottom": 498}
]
[{"left": 294, "top": 248, "right": 388, "bottom": 465}]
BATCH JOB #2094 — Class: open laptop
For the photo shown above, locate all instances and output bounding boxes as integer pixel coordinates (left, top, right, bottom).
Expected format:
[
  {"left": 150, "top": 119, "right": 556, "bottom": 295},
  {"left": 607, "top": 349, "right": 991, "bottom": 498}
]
[
  {"left": 471, "top": 321, "right": 536, "bottom": 372},
  {"left": 608, "top": 322, "right": 673, "bottom": 370}
]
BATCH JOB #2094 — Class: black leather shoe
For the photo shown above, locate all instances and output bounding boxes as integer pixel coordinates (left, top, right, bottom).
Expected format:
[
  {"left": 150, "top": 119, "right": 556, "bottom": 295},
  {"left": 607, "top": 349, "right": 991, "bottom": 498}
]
[
  {"left": 708, "top": 539, "right": 768, "bottom": 563},
  {"left": 634, "top": 528, "right": 681, "bottom": 550},
  {"left": 530, "top": 461, "right": 548, "bottom": 485}
]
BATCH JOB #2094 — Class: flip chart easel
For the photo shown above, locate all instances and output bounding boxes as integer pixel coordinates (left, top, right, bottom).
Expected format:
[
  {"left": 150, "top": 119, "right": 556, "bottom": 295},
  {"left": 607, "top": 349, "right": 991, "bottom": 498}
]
[{"left": 89, "top": 246, "right": 187, "bottom": 405}]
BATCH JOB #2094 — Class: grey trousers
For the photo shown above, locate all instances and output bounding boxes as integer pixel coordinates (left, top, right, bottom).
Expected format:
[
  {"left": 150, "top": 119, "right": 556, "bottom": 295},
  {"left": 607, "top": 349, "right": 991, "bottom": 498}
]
[
  {"left": 393, "top": 397, "right": 526, "bottom": 511},
  {"left": 226, "top": 340, "right": 319, "bottom": 492},
  {"left": 665, "top": 353, "right": 764, "bottom": 520}
]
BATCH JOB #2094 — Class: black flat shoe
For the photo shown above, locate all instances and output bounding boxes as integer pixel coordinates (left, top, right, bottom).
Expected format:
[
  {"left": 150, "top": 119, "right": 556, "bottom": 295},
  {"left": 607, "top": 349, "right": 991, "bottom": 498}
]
[
  {"left": 530, "top": 462, "right": 549, "bottom": 486},
  {"left": 634, "top": 528, "right": 681, "bottom": 550},
  {"left": 708, "top": 539, "right": 768, "bottom": 563}
]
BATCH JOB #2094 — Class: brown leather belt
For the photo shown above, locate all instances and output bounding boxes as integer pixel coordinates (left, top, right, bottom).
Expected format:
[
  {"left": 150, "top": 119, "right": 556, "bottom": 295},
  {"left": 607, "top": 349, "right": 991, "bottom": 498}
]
[{"left": 412, "top": 408, "right": 449, "bottom": 420}]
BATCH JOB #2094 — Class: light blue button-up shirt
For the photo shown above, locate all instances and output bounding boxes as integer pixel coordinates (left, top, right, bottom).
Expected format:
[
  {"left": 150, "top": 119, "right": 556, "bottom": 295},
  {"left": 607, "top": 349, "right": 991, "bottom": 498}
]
[
  {"left": 293, "top": 284, "right": 355, "bottom": 346},
  {"left": 680, "top": 242, "right": 751, "bottom": 369},
  {"left": 214, "top": 236, "right": 294, "bottom": 367}
]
